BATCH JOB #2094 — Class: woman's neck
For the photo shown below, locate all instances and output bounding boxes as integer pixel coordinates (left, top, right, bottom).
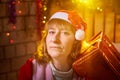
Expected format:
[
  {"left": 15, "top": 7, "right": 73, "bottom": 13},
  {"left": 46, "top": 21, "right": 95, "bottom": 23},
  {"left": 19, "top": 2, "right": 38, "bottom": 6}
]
[{"left": 52, "top": 57, "right": 73, "bottom": 72}]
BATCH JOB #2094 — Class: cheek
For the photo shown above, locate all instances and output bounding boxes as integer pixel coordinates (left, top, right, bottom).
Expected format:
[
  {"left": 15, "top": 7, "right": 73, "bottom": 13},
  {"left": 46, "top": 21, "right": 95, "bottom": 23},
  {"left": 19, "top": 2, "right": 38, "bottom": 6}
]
[
  {"left": 46, "top": 35, "right": 51, "bottom": 43},
  {"left": 62, "top": 38, "right": 75, "bottom": 52},
  {"left": 63, "top": 36, "right": 75, "bottom": 46},
  {"left": 46, "top": 36, "right": 50, "bottom": 48}
]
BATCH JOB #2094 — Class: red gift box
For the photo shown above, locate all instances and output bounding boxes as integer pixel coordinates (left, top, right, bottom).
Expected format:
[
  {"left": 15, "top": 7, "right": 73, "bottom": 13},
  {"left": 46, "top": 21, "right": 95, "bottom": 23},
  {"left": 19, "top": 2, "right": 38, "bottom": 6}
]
[{"left": 73, "top": 32, "right": 120, "bottom": 80}]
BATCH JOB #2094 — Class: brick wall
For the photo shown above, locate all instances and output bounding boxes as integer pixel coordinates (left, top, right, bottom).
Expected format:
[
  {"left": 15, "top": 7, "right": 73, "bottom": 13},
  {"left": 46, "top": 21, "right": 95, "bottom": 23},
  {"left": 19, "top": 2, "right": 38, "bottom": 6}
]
[{"left": 0, "top": 0, "right": 38, "bottom": 80}]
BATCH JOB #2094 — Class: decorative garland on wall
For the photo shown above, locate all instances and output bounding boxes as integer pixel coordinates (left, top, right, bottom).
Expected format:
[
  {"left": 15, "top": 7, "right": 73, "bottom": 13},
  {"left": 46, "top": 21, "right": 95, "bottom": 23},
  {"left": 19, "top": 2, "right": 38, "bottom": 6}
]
[
  {"left": 6, "top": 0, "right": 23, "bottom": 44},
  {"left": 6, "top": 0, "right": 48, "bottom": 43},
  {"left": 35, "top": 0, "right": 48, "bottom": 39},
  {"left": 7, "top": 0, "right": 17, "bottom": 43},
  {"left": 7, "top": 0, "right": 17, "bottom": 24}
]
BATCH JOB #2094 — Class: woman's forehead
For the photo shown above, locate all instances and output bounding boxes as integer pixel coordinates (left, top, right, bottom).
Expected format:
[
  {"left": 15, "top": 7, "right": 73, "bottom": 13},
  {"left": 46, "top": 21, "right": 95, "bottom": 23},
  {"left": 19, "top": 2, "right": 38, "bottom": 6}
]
[
  {"left": 46, "top": 20, "right": 75, "bottom": 31},
  {"left": 48, "top": 24, "right": 71, "bottom": 30}
]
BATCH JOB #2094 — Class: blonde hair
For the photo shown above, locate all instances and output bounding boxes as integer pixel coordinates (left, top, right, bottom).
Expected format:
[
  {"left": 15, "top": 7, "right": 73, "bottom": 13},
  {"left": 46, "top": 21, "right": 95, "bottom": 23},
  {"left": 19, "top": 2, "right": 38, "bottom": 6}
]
[{"left": 34, "top": 19, "right": 82, "bottom": 64}]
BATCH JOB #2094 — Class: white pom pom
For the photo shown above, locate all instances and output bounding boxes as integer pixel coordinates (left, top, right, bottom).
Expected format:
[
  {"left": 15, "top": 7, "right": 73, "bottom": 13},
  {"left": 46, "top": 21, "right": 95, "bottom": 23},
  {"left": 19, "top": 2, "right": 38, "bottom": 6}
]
[{"left": 75, "top": 29, "right": 85, "bottom": 40}]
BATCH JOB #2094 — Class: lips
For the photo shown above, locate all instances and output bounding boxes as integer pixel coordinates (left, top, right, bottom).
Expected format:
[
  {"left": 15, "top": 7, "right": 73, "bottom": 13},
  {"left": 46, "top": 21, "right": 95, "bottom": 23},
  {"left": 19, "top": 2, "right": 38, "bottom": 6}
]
[{"left": 50, "top": 46, "right": 62, "bottom": 49}]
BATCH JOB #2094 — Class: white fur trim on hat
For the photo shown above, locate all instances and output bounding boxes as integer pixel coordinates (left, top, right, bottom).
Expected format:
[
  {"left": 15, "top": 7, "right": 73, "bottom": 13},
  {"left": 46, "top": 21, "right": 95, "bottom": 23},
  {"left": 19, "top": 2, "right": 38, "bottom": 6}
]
[
  {"left": 50, "top": 12, "right": 71, "bottom": 23},
  {"left": 75, "top": 29, "right": 85, "bottom": 40}
]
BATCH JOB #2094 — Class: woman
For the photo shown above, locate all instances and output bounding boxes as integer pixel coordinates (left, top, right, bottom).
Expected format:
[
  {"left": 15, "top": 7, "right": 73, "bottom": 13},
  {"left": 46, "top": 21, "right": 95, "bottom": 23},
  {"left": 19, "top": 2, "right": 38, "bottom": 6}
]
[{"left": 18, "top": 10, "right": 87, "bottom": 80}]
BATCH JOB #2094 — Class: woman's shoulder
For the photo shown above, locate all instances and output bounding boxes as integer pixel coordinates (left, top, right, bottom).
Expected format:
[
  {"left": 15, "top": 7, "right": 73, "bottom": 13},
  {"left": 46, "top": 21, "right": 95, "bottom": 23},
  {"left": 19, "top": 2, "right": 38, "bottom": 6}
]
[
  {"left": 18, "top": 58, "right": 48, "bottom": 79},
  {"left": 19, "top": 58, "right": 34, "bottom": 70},
  {"left": 32, "top": 58, "right": 49, "bottom": 70},
  {"left": 20, "top": 58, "right": 47, "bottom": 70},
  {"left": 18, "top": 58, "right": 34, "bottom": 80},
  {"left": 20, "top": 58, "right": 34, "bottom": 70}
]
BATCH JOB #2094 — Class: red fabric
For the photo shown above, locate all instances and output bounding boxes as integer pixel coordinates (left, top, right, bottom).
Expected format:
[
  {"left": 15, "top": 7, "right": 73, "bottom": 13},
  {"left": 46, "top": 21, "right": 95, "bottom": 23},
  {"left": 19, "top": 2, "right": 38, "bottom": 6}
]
[
  {"left": 18, "top": 58, "right": 90, "bottom": 80},
  {"left": 18, "top": 58, "right": 33, "bottom": 80}
]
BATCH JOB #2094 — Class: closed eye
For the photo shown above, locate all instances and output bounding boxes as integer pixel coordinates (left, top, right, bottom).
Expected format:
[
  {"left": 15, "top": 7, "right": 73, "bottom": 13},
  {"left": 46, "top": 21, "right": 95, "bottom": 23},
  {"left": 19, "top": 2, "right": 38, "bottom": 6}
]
[
  {"left": 48, "top": 30, "right": 55, "bottom": 35},
  {"left": 61, "top": 31, "right": 70, "bottom": 35}
]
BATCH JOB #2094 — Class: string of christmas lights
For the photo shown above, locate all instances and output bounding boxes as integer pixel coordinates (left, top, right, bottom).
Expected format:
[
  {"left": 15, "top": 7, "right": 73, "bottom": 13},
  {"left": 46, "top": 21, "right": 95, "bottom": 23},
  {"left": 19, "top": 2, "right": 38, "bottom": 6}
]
[
  {"left": 36, "top": 0, "right": 48, "bottom": 39},
  {"left": 7, "top": 0, "right": 16, "bottom": 24},
  {"left": 6, "top": 0, "right": 48, "bottom": 43},
  {"left": 7, "top": 0, "right": 16, "bottom": 43},
  {"left": 7, "top": 0, "right": 22, "bottom": 44}
]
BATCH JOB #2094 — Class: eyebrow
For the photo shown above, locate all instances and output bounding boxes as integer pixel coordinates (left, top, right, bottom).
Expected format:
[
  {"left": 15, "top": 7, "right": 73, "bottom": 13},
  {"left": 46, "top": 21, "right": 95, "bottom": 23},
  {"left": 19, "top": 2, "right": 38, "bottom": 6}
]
[
  {"left": 47, "top": 26, "right": 56, "bottom": 30},
  {"left": 48, "top": 28, "right": 55, "bottom": 30}
]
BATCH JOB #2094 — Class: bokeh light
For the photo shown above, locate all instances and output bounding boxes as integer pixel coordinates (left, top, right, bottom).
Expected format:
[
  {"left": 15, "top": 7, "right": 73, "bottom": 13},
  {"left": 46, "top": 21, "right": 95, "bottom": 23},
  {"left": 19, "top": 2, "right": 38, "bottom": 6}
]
[{"left": 6, "top": 32, "right": 10, "bottom": 37}]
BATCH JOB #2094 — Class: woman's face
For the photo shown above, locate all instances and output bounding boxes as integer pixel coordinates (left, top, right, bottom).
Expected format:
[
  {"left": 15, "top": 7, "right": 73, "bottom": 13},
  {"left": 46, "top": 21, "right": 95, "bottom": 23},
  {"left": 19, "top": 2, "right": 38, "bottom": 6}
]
[{"left": 46, "top": 21, "right": 75, "bottom": 59}]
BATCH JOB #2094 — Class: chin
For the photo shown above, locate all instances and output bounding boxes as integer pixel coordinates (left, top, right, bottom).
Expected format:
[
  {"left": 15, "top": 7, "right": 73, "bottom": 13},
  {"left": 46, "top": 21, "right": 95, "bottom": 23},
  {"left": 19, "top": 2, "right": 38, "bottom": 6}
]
[{"left": 49, "top": 51, "right": 62, "bottom": 58}]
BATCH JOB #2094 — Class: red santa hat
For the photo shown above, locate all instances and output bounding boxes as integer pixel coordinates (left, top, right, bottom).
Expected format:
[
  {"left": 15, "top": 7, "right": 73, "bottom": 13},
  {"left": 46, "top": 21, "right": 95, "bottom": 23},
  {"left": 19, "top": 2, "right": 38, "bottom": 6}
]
[{"left": 49, "top": 10, "right": 87, "bottom": 40}]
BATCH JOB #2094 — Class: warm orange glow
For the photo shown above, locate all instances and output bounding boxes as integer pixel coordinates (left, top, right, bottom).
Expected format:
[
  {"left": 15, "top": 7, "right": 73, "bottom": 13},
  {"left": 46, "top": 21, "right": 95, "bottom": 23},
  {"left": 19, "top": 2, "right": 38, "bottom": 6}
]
[
  {"left": 6, "top": 32, "right": 10, "bottom": 37},
  {"left": 72, "top": 0, "right": 103, "bottom": 10},
  {"left": 18, "top": 10, "right": 22, "bottom": 14},
  {"left": 10, "top": 39, "right": 14, "bottom": 43},
  {"left": 12, "top": 25, "right": 16, "bottom": 30},
  {"left": 82, "top": 41, "right": 91, "bottom": 47},
  {"left": 43, "top": 5, "right": 47, "bottom": 11},
  {"left": 109, "top": 44, "right": 112, "bottom": 47},
  {"left": 12, "top": 1, "right": 16, "bottom": 4},
  {"left": 39, "top": 3, "right": 42, "bottom": 8},
  {"left": 17, "top": 1, "right": 21, "bottom": 4},
  {"left": 43, "top": 16, "right": 46, "bottom": 19},
  {"left": 81, "top": 41, "right": 91, "bottom": 52},
  {"left": 42, "top": 20, "right": 46, "bottom": 23},
  {"left": 97, "top": 7, "right": 103, "bottom": 12}
]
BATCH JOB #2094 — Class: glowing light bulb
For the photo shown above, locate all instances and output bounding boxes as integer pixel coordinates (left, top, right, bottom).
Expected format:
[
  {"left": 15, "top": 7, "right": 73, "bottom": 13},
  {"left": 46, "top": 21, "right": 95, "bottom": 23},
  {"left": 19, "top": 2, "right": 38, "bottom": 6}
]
[
  {"left": 43, "top": 5, "right": 47, "bottom": 11},
  {"left": 10, "top": 39, "right": 14, "bottom": 43},
  {"left": 42, "top": 20, "right": 46, "bottom": 23},
  {"left": 12, "top": 25, "right": 16, "bottom": 30},
  {"left": 100, "top": 9, "right": 103, "bottom": 12},
  {"left": 12, "top": 1, "right": 16, "bottom": 4},
  {"left": 97, "top": 7, "right": 103, "bottom": 12},
  {"left": 43, "top": 16, "right": 46, "bottom": 19},
  {"left": 39, "top": 3, "right": 42, "bottom": 8},
  {"left": 6, "top": 32, "right": 10, "bottom": 37},
  {"left": 17, "top": 0, "right": 21, "bottom": 4},
  {"left": 97, "top": 7, "right": 100, "bottom": 10},
  {"left": 109, "top": 44, "right": 112, "bottom": 47},
  {"left": 18, "top": 10, "right": 22, "bottom": 14}
]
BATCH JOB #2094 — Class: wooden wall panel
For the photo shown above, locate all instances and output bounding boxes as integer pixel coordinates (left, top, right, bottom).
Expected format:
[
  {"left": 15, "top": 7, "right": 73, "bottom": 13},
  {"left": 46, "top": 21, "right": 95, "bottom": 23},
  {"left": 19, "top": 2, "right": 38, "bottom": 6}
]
[
  {"left": 94, "top": 12, "right": 104, "bottom": 35},
  {"left": 84, "top": 10, "right": 94, "bottom": 40},
  {"left": 115, "top": 15, "right": 120, "bottom": 43},
  {"left": 105, "top": 12, "right": 115, "bottom": 41}
]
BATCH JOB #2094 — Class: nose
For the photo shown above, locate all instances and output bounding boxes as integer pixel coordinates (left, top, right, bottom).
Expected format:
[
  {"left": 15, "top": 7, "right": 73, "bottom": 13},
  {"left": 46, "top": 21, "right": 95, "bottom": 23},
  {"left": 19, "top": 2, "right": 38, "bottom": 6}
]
[{"left": 52, "top": 32, "right": 60, "bottom": 43}]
